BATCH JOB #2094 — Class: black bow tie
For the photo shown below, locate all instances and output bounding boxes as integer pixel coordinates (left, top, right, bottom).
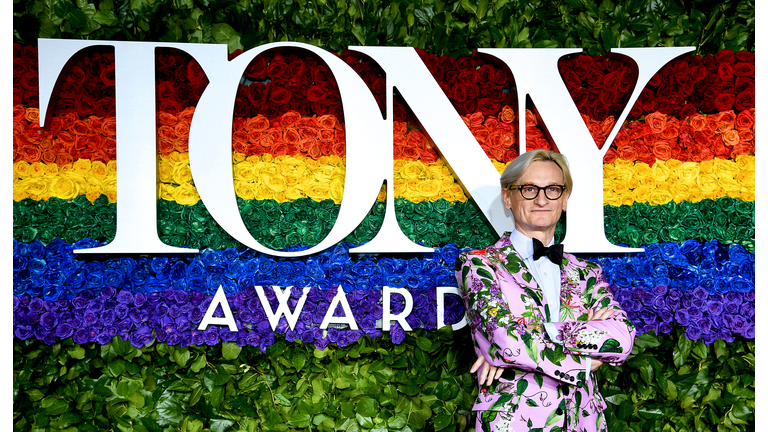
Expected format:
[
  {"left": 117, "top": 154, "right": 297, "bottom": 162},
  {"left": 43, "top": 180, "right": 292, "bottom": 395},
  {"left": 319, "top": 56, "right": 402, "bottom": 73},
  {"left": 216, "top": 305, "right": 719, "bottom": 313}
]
[{"left": 532, "top": 238, "right": 563, "bottom": 265}]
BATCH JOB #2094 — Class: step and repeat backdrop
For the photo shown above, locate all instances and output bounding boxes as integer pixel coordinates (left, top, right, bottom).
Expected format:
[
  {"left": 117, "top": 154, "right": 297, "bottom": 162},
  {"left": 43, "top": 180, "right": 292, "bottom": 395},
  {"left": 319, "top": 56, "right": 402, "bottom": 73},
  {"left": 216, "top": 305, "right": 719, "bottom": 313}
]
[{"left": 12, "top": 1, "right": 754, "bottom": 431}]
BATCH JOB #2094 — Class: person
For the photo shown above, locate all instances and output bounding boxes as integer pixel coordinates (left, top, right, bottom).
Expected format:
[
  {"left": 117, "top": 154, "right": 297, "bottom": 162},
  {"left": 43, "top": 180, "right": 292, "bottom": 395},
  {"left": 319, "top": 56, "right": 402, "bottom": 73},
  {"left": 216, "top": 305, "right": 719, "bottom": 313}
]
[{"left": 455, "top": 149, "right": 635, "bottom": 432}]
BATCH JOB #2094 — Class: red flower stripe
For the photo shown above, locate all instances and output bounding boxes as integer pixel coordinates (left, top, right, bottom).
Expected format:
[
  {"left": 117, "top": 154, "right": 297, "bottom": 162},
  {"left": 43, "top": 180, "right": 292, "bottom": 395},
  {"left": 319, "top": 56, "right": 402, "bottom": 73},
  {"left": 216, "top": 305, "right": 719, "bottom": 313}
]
[
  {"left": 14, "top": 44, "right": 754, "bottom": 124},
  {"left": 13, "top": 104, "right": 754, "bottom": 167}
]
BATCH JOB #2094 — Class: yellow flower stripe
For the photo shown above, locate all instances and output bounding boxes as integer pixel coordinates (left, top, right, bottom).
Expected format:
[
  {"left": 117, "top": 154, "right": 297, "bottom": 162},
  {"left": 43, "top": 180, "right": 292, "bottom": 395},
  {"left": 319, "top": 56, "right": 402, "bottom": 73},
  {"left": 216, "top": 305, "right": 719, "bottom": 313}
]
[
  {"left": 13, "top": 154, "right": 754, "bottom": 207},
  {"left": 603, "top": 155, "right": 755, "bottom": 207}
]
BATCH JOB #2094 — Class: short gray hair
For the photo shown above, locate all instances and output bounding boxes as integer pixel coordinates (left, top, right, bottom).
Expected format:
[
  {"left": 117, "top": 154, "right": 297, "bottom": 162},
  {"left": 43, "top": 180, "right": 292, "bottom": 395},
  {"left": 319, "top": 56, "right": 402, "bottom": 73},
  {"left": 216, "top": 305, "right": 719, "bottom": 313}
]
[{"left": 499, "top": 150, "right": 573, "bottom": 193}]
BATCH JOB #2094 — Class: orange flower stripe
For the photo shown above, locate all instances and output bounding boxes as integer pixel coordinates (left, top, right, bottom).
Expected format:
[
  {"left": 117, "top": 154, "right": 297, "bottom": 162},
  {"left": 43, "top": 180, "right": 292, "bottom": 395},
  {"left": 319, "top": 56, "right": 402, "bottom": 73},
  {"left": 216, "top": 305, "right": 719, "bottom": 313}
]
[
  {"left": 13, "top": 152, "right": 754, "bottom": 207},
  {"left": 13, "top": 104, "right": 755, "bottom": 166}
]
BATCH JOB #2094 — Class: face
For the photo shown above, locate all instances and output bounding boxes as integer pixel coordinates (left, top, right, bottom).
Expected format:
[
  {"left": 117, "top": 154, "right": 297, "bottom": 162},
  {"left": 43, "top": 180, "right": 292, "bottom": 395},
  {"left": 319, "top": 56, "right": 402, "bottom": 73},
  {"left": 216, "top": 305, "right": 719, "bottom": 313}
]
[{"left": 502, "top": 160, "right": 569, "bottom": 240}]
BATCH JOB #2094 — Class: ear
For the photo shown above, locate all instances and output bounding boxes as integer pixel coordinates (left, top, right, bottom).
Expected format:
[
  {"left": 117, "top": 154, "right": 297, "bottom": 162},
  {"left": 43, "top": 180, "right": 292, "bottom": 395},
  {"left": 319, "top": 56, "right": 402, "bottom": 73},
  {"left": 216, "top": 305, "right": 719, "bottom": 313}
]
[
  {"left": 561, "top": 190, "right": 569, "bottom": 212},
  {"left": 502, "top": 188, "right": 513, "bottom": 210}
]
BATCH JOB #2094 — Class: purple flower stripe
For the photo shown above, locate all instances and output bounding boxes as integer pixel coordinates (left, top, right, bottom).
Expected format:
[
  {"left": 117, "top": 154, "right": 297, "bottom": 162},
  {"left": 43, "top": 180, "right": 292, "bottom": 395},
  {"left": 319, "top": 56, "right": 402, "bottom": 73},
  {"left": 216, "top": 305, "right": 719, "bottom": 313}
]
[
  {"left": 13, "top": 286, "right": 467, "bottom": 350},
  {"left": 611, "top": 285, "right": 755, "bottom": 344}
]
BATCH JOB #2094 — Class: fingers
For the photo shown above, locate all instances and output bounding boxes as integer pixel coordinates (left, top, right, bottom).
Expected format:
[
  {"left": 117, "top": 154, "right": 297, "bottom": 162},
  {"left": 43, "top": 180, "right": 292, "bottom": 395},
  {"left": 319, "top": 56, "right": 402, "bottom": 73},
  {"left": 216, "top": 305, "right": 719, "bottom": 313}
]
[
  {"left": 494, "top": 366, "right": 504, "bottom": 381},
  {"left": 478, "top": 360, "right": 489, "bottom": 384},
  {"left": 470, "top": 355, "right": 485, "bottom": 374},
  {"left": 588, "top": 307, "right": 614, "bottom": 320},
  {"left": 485, "top": 365, "right": 499, "bottom": 386}
]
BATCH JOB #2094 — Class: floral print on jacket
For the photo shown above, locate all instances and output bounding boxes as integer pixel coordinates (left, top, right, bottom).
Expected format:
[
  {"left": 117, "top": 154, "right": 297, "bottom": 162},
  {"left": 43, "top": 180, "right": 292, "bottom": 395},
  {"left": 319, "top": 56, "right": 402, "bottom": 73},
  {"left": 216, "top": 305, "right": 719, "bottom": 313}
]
[{"left": 455, "top": 234, "right": 636, "bottom": 432}]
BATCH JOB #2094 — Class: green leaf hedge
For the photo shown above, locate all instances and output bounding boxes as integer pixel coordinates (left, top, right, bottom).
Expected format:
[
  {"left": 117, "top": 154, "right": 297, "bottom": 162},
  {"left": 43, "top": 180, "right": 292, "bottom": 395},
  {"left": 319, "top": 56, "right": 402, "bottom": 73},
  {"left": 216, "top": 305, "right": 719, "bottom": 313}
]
[
  {"left": 13, "top": 329, "right": 755, "bottom": 431},
  {"left": 14, "top": 0, "right": 755, "bottom": 55}
]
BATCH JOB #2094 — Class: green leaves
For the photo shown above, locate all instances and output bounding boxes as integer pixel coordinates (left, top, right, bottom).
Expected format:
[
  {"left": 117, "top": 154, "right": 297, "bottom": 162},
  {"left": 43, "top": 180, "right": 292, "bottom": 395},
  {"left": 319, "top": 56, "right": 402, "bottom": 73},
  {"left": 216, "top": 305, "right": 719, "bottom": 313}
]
[{"left": 12, "top": 0, "right": 754, "bottom": 55}]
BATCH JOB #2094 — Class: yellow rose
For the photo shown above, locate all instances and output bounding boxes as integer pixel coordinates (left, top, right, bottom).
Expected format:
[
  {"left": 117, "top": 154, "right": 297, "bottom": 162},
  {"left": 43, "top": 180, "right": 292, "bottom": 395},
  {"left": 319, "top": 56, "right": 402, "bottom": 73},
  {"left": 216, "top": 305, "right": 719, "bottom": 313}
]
[
  {"left": 233, "top": 162, "right": 256, "bottom": 182},
  {"left": 665, "top": 159, "right": 683, "bottom": 171},
  {"left": 688, "top": 190, "right": 705, "bottom": 202},
  {"left": 255, "top": 185, "right": 273, "bottom": 200},
  {"left": 670, "top": 181, "right": 693, "bottom": 203},
  {"left": 613, "top": 164, "right": 634, "bottom": 182},
  {"left": 329, "top": 177, "right": 345, "bottom": 204},
  {"left": 275, "top": 191, "right": 288, "bottom": 202},
  {"left": 401, "top": 160, "right": 427, "bottom": 179},
  {"left": 13, "top": 188, "right": 28, "bottom": 201},
  {"left": 172, "top": 183, "right": 200, "bottom": 206},
  {"left": 735, "top": 171, "right": 754, "bottom": 188},
  {"left": 712, "top": 159, "right": 739, "bottom": 182},
  {"left": 102, "top": 178, "right": 118, "bottom": 203},
  {"left": 441, "top": 191, "right": 454, "bottom": 201},
  {"left": 393, "top": 179, "right": 407, "bottom": 197},
  {"left": 44, "top": 163, "right": 59, "bottom": 177},
  {"left": 613, "top": 181, "right": 629, "bottom": 194},
  {"left": 171, "top": 161, "right": 194, "bottom": 184},
  {"left": 656, "top": 182, "right": 669, "bottom": 191},
  {"left": 725, "top": 189, "right": 741, "bottom": 199},
  {"left": 632, "top": 185, "right": 652, "bottom": 202},
  {"left": 417, "top": 179, "right": 441, "bottom": 199},
  {"left": 641, "top": 177, "right": 656, "bottom": 188},
  {"left": 72, "top": 159, "right": 92, "bottom": 176},
  {"left": 627, "top": 177, "right": 639, "bottom": 189},
  {"left": 735, "top": 155, "right": 755, "bottom": 171},
  {"left": 741, "top": 190, "right": 755, "bottom": 201},
  {"left": 157, "top": 159, "right": 174, "bottom": 183},
  {"left": 696, "top": 174, "right": 719, "bottom": 194},
  {"left": 393, "top": 159, "right": 405, "bottom": 170},
  {"left": 285, "top": 185, "right": 305, "bottom": 201},
  {"left": 619, "top": 193, "right": 635, "bottom": 207},
  {"left": 30, "top": 162, "right": 47, "bottom": 178},
  {"left": 698, "top": 159, "right": 715, "bottom": 174},
  {"left": 632, "top": 162, "right": 652, "bottom": 179},
  {"left": 262, "top": 153, "right": 274, "bottom": 163},
  {"left": 88, "top": 161, "right": 107, "bottom": 180},
  {"left": 648, "top": 189, "right": 673, "bottom": 205},
  {"left": 377, "top": 185, "right": 387, "bottom": 202},
  {"left": 312, "top": 165, "right": 338, "bottom": 183},
  {"left": 280, "top": 156, "right": 307, "bottom": 179},
  {"left": 305, "top": 183, "right": 331, "bottom": 201},
  {"left": 718, "top": 179, "right": 740, "bottom": 193},
  {"left": 494, "top": 160, "right": 507, "bottom": 175},
  {"left": 107, "top": 160, "right": 117, "bottom": 176},
  {"left": 85, "top": 190, "right": 102, "bottom": 203},
  {"left": 18, "top": 177, "right": 49, "bottom": 198},
  {"left": 232, "top": 152, "right": 246, "bottom": 163},
  {"left": 603, "top": 187, "right": 620, "bottom": 207},
  {"left": 168, "top": 151, "right": 187, "bottom": 163},
  {"left": 234, "top": 180, "right": 256, "bottom": 200},
  {"left": 50, "top": 176, "right": 80, "bottom": 200},
  {"left": 262, "top": 172, "right": 287, "bottom": 193},
  {"left": 13, "top": 161, "right": 30, "bottom": 179},
  {"left": 603, "top": 163, "right": 616, "bottom": 179},
  {"left": 676, "top": 162, "right": 700, "bottom": 183},
  {"left": 304, "top": 158, "right": 319, "bottom": 171}
]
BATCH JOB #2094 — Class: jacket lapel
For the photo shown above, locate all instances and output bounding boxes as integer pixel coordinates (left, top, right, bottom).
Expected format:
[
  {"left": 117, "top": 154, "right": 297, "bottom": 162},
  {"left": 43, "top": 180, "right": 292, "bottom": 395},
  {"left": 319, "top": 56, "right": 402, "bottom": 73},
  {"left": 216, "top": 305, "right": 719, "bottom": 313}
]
[{"left": 492, "top": 236, "right": 553, "bottom": 321}]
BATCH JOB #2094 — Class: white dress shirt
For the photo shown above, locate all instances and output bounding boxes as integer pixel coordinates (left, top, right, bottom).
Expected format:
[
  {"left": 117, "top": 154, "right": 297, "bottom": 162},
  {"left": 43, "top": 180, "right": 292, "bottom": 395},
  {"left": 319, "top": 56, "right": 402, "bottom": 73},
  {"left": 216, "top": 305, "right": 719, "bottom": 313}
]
[{"left": 508, "top": 230, "right": 592, "bottom": 378}]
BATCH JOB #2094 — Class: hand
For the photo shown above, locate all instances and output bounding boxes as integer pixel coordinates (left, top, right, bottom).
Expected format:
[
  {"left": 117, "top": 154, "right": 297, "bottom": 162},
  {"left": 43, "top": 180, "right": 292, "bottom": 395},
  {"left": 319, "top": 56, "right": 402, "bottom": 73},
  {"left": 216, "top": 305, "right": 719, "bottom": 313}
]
[
  {"left": 587, "top": 306, "right": 614, "bottom": 321},
  {"left": 590, "top": 358, "right": 604, "bottom": 372},
  {"left": 471, "top": 355, "right": 503, "bottom": 387}
]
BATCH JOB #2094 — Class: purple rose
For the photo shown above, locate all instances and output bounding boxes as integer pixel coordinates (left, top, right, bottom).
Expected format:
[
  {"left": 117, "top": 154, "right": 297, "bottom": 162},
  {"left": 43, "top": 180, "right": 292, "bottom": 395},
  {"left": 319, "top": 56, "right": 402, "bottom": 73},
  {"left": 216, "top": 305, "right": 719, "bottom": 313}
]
[
  {"left": 707, "top": 301, "right": 724, "bottom": 316},
  {"left": 675, "top": 309, "right": 691, "bottom": 326},
  {"left": 684, "top": 325, "right": 702, "bottom": 341},
  {"left": 390, "top": 322, "right": 406, "bottom": 344}
]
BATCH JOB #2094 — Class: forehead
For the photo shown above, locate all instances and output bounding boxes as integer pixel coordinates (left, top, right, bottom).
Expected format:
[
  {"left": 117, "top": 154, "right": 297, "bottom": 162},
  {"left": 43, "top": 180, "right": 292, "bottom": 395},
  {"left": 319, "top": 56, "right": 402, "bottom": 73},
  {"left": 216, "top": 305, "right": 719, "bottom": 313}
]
[{"left": 518, "top": 160, "right": 564, "bottom": 184}]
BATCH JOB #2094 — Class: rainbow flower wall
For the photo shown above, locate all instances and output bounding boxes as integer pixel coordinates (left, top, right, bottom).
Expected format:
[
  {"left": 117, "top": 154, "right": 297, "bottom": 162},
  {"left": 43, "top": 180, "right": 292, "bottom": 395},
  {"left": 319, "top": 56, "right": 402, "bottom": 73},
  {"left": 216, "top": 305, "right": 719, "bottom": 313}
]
[{"left": 12, "top": 1, "right": 754, "bottom": 431}]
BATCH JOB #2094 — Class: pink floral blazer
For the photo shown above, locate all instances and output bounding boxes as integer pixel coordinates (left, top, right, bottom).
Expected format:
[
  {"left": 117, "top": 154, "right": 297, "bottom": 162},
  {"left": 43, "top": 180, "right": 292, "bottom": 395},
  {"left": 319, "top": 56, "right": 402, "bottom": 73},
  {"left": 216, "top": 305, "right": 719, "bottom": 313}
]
[{"left": 455, "top": 234, "right": 636, "bottom": 432}]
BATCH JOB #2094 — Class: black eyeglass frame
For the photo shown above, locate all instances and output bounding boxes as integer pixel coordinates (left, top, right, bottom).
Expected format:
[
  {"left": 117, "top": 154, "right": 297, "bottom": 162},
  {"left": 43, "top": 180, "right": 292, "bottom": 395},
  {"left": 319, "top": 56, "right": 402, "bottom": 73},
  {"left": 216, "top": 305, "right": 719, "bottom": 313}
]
[{"left": 506, "top": 184, "right": 567, "bottom": 200}]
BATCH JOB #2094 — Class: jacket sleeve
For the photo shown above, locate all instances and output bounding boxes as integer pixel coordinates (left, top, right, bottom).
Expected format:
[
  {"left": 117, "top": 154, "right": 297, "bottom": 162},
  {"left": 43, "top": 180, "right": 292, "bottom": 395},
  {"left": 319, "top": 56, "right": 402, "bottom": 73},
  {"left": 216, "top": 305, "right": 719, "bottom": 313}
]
[
  {"left": 547, "top": 261, "right": 636, "bottom": 366},
  {"left": 456, "top": 251, "right": 592, "bottom": 386}
]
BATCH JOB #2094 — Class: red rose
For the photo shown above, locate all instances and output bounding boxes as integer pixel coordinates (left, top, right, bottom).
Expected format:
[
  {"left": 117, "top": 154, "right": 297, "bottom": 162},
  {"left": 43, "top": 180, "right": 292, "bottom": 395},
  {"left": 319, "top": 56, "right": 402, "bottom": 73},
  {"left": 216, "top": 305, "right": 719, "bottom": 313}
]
[
  {"left": 478, "top": 98, "right": 500, "bottom": 116},
  {"left": 306, "top": 85, "right": 327, "bottom": 103},
  {"left": 735, "top": 51, "right": 755, "bottom": 62},
  {"left": 678, "top": 104, "right": 698, "bottom": 119},
  {"left": 246, "top": 82, "right": 266, "bottom": 106},
  {"left": 158, "top": 98, "right": 183, "bottom": 114},
  {"left": 585, "top": 69, "right": 604, "bottom": 88},
  {"left": 714, "top": 93, "right": 734, "bottom": 111},
  {"left": 187, "top": 59, "right": 208, "bottom": 85},
  {"left": 715, "top": 50, "right": 735, "bottom": 64},
  {"left": 618, "top": 66, "right": 634, "bottom": 92},
  {"left": 689, "top": 65, "right": 707, "bottom": 83},
  {"left": 734, "top": 90, "right": 755, "bottom": 111},
  {"left": 653, "top": 96, "right": 671, "bottom": 114},
  {"left": 268, "top": 85, "right": 292, "bottom": 105},
  {"left": 94, "top": 97, "right": 116, "bottom": 118},
  {"left": 647, "top": 72, "right": 662, "bottom": 88},
  {"left": 717, "top": 63, "right": 734, "bottom": 81},
  {"left": 561, "top": 69, "right": 582, "bottom": 91},
  {"left": 476, "top": 64, "right": 495, "bottom": 87},
  {"left": 494, "top": 68, "right": 510, "bottom": 89},
  {"left": 732, "top": 62, "right": 754, "bottom": 77}
]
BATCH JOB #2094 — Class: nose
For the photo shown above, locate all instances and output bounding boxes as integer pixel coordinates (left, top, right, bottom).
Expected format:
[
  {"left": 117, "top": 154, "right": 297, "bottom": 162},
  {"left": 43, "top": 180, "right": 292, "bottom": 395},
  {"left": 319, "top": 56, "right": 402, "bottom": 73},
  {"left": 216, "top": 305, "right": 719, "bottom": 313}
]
[{"left": 534, "top": 190, "right": 550, "bottom": 205}]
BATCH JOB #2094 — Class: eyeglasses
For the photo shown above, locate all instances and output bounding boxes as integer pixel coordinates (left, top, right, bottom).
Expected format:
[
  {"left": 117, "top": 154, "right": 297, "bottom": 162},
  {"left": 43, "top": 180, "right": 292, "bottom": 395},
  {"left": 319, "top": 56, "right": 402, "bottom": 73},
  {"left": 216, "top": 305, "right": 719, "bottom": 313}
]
[{"left": 506, "top": 184, "right": 566, "bottom": 200}]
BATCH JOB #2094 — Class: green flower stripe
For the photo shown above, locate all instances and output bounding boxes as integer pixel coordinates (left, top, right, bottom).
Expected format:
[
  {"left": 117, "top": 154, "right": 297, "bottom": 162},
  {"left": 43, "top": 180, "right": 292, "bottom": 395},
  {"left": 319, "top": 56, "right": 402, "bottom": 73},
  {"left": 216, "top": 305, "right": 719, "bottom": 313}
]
[
  {"left": 12, "top": 329, "right": 754, "bottom": 432},
  {"left": 13, "top": 0, "right": 754, "bottom": 56},
  {"left": 13, "top": 196, "right": 754, "bottom": 253}
]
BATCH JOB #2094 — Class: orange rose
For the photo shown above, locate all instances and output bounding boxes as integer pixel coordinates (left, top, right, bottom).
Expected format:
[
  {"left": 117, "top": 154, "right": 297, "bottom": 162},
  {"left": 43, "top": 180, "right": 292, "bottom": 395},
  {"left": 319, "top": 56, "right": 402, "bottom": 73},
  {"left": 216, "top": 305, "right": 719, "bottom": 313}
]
[
  {"left": 472, "top": 127, "right": 489, "bottom": 143},
  {"left": 660, "top": 122, "right": 679, "bottom": 141},
  {"left": 24, "top": 107, "right": 39, "bottom": 123},
  {"left": 737, "top": 129, "right": 754, "bottom": 142},
  {"left": 714, "top": 121, "right": 734, "bottom": 135},
  {"left": 716, "top": 110, "right": 736, "bottom": 124},
  {"left": 157, "top": 111, "right": 178, "bottom": 126},
  {"left": 645, "top": 112, "right": 667, "bottom": 134},
  {"left": 175, "top": 121, "right": 190, "bottom": 139},
  {"left": 315, "top": 115, "right": 336, "bottom": 130},
  {"left": 499, "top": 105, "right": 516, "bottom": 124},
  {"left": 280, "top": 111, "right": 301, "bottom": 127},
  {"left": 689, "top": 114, "right": 707, "bottom": 131},
  {"left": 392, "top": 121, "right": 407, "bottom": 136},
  {"left": 721, "top": 130, "right": 740, "bottom": 146},
  {"left": 735, "top": 110, "right": 754, "bottom": 130}
]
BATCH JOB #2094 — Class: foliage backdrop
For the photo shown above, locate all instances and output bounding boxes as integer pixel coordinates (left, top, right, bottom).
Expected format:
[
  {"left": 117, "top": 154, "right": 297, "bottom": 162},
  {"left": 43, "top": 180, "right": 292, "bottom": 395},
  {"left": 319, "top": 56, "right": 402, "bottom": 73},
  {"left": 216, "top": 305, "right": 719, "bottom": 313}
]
[{"left": 12, "top": 0, "right": 755, "bottom": 431}]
